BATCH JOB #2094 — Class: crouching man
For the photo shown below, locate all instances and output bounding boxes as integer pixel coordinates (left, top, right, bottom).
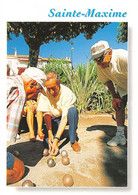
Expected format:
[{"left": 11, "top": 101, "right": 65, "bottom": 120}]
[{"left": 37, "top": 71, "right": 81, "bottom": 156}]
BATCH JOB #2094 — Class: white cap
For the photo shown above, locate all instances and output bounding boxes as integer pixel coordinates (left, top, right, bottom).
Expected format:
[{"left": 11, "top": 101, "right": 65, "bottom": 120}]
[
  {"left": 91, "top": 40, "right": 110, "bottom": 60},
  {"left": 23, "top": 67, "right": 46, "bottom": 90}
]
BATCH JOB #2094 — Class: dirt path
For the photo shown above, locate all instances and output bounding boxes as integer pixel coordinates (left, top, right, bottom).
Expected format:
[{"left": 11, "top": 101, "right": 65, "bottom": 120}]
[{"left": 7, "top": 113, "right": 127, "bottom": 188}]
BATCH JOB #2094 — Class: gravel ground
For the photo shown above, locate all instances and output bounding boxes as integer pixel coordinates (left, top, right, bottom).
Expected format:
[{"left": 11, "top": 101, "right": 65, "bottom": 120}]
[{"left": 7, "top": 113, "right": 127, "bottom": 188}]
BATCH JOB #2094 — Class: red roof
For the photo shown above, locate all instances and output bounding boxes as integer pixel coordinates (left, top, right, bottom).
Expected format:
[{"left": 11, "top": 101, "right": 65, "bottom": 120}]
[{"left": 7, "top": 54, "right": 71, "bottom": 63}]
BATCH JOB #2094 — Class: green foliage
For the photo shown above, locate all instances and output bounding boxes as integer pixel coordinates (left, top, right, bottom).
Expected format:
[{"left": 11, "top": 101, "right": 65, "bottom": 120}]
[
  {"left": 89, "top": 82, "right": 113, "bottom": 113},
  {"left": 7, "top": 22, "right": 109, "bottom": 44},
  {"left": 41, "top": 59, "right": 113, "bottom": 113},
  {"left": 61, "top": 61, "right": 113, "bottom": 113},
  {"left": 116, "top": 22, "right": 128, "bottom": 43},
  {"left": 41, "top": 58, "right": 72, "bottom": 84}
]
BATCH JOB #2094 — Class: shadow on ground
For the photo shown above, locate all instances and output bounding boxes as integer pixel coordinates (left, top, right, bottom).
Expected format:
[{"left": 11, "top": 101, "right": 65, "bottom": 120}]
[
  {"left": 103, "top": 146, "right": 127, "bottom": 187},
  {"left": 18, "top": 117, "right": 71, "bottom": 152},
  {"left": 86, "top": 124, "right": 127, "bottom": 187},
  {"left": 7, "top": 140, "right": 44, "bottom": 167},
  {"left": 87, "top": 124, "right": 127, "bottom": 142}
]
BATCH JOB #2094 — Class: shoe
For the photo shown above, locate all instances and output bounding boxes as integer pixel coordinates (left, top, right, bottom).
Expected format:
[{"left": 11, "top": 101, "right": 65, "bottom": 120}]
[
  {"left": 16, "top": 134, "right": 21, "bottom": 140},
  {"left": 71, "top": 141, "right": 81, "bottom": 152},
  {"left": 30, "top": 137, "right": 36, "bottom": 142},
  {"left": 38, "top": 131, "right": 44, "bottom": 140},
  {"left": 107, "top": 134, "right": 127, "bottom": 147},
  {"left": 38, "top": 134, "right": 44, "bottom": 140},
  {"left": 29, "top": 132, "right": 36, "bottom": 141}
]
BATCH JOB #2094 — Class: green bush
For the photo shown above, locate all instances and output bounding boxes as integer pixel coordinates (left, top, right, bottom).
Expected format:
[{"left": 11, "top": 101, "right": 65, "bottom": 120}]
[
  {"left": 89, "top": 82, "right": 113, "bottom": 113},
  {"left": 61, "top": 61, "right": 98, "bottom": 112},
  {"left": 41, "top": 58, "right": 72, "bottom": 84}
]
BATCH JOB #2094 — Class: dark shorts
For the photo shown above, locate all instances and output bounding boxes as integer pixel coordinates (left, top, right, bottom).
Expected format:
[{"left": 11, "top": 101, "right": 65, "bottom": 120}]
[{"left": 117, "top": 93, "right": 127, "bottom": 107}]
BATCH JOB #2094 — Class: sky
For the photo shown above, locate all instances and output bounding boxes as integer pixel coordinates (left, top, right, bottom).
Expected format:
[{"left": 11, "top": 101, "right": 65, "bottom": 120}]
[{"left": 7, "top": 22, "right": 127, "bottom": 66}]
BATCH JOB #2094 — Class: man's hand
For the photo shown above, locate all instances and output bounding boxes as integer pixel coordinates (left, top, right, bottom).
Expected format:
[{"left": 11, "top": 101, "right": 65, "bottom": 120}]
[
  {"left": 112, "top": 98, "right": 122, "bottom": 111},
  {"left": 48, "top": 130, "right": 54, "bottom": 153},
  {"left": 50, "top": 139, "right": 59, "bottom": 156}
]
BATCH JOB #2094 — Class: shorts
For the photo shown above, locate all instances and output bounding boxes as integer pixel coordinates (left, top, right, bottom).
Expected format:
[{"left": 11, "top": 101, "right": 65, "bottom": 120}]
[
  {"left": 117, "top": 93, "right": 127, "bottom": 107},
  {"left": 24, "top": 100, "right": 37, "bottom": 113}
]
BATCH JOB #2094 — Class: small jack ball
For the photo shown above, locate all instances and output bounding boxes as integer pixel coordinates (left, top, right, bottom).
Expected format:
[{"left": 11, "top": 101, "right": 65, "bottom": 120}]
[
  {"left": 61, "top": 150, "right": 68, "bottom": 157},
  {"left": 22, "top": 180, "right": 35, "bottom": 187},
  {"left": 62, "top": 174, "right": 74, "bottom": 187},
  {"left": 47, "top": 158, "right": 56, "bottom": 167},
  {"left": 62, "top": 156, "right": 70, "bottom": 165}
]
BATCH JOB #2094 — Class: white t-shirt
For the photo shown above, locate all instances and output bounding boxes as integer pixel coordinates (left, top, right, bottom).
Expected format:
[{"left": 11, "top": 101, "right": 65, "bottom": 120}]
[
  {"left": 37, "top": 84, "right": 76, "bottom": 118},
  {"left": 97, "top": 49, "right": 128, "bottom": 97}
]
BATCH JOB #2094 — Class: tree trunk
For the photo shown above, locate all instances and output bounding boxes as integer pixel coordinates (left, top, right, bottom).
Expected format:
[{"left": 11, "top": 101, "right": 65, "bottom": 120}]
[{"left": 28, "top": 47, "right": 40, "bottom": 67}]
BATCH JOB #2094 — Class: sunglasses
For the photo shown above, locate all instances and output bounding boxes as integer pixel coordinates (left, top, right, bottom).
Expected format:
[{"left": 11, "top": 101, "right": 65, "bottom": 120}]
[
  {"left": 31, "top": 81, "right": 42, "bottom": 91},
  {"left": 94, "top": 54, "right": 104, "bottom": 63}
]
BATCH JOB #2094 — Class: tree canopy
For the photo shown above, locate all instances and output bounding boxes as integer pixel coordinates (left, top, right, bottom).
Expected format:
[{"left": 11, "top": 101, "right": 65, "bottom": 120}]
[
  {"left": 116, "top": 22, "right": 128, "bottom": 43},
  {"left": 7, "top": 22, "right": 109, "bottom": 67}
]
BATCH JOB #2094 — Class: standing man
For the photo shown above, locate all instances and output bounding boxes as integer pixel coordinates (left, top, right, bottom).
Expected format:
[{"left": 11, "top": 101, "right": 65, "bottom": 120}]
[
  {"left": 37, "top": 71, "right": 81, "bottom": 156},
  {"left": 7, "top": 67, "right": 46, "bottom": 184},
  {"left": 91, "top": 40, "right": 127, "bottom": 147}
]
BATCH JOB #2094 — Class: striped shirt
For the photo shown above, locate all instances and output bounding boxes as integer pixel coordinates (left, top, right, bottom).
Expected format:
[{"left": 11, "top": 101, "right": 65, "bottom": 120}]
[{"left": 7, "top": 76, "right": 26, "bottom": 142}]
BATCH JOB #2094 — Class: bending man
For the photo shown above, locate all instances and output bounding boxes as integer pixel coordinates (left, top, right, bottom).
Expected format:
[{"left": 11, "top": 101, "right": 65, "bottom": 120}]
[{"left": 91, "top": 40, "right": 127, "bottom": 147}]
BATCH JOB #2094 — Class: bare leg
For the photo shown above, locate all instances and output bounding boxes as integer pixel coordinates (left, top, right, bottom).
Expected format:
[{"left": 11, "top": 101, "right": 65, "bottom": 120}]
[
  {"left": 116, "top": 104, "right": 125, "bottom": 126},
  {"left": 26, "top": 107, "right": 35, "bottom": 140},
  {"left": 37, "top": 111, "right": 44, "bottom": 139},
  {"left": 107, "top": 101, "right": 127, "bottom": 146}
]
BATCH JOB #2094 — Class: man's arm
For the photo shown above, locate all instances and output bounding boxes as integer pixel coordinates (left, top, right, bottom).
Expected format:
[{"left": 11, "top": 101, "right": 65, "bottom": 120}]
[
  {"left": 50, "top": 115, "right": 68, "bottom": 156},
  {"left": 105, "top": 80, "right": 122, "bottom": 111},
  {"left": 43, "top": 113, "right": 53, "bottom": 152},
  {"left": 55, "top": 115, "right": 67, "bottom": 140},
  {"left": 105, "top": 80, "right": 117, "bottom": 98}
]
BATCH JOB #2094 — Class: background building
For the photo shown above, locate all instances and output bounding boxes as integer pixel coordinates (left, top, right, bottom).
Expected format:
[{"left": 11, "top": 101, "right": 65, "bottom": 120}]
[{"left": 7, "top": 49, "right": 71, "bottom": 75}]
